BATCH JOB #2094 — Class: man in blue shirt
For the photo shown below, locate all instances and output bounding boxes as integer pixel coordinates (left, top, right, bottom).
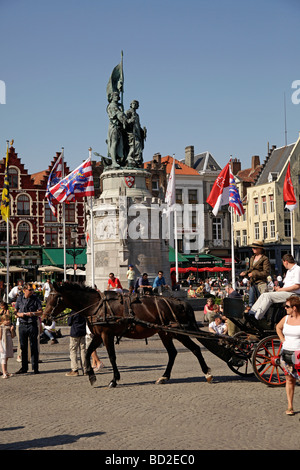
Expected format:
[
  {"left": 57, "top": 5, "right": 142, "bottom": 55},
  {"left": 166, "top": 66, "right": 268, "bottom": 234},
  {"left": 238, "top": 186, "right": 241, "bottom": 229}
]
[
  {"left": 153, "top": 271, "right": 169, "bottom": 294},
  {"left": 15, "top": 283, "right": 43, "bottom": 374}
]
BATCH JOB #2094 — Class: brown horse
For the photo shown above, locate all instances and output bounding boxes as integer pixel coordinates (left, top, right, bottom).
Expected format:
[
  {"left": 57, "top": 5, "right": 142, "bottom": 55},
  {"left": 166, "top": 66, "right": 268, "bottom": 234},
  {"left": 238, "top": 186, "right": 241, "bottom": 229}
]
[{"left": 43, "top": 282, "right": 217, "bottom": 388}]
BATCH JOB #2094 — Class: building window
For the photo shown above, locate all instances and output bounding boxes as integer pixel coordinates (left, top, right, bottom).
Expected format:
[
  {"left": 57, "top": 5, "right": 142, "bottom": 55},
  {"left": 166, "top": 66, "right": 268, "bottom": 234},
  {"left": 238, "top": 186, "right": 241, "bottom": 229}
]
[
  {"left": 65, "top": 204, "right": 75, "bottom": 222},
  {"left": 18, "top": 222, "right": 30, "bottom": 245},
  {"left": 45, "top": 227, "right": 58, "bottom": 247},
  {"left": 176, "top": 189, "right": 182, "bottom": 204},
  {"left": 188, "top": 189, "right": 198, "bottom": 204},
  {"left": 152, "top": 179, "right": 159, "bottom": 191},
  {"left": 212, "top": 217, "right": 222, "bottom": 240},
  {"left": 254, "top": 222, "right": 259, "bottom": 240},
  {"left": 269, "top": 195, "right": 274, "bottom": 212},
  {"left": 17, "top": 195, "right": 30, "bottom": 215},
  {"left": 8, "top": 168, "right": 19, "bottom": 189},
  {"left": 270, "top": 220, "right": 275, "bottom": 238},
  {"left": 262, "top": 196, "right": 267, "bottom": 214},
  {"left": 0, "top": 221, "right": 11, "bottom": 244},
  {"left": 45, "top": 206, "right": 57, "bottom": 222},
  {"left": 254, "top": 198, "right": 258, "bottom": 216},
  {"left": 242, "top": 230, "right": 247, "bottom": 246},
  {"left": 262, "top": 221, "right": 268, "bottom": 240},
  {"left": 284, "top": 218, "right": 291, "bottom": 237},
  {"left": 236, "top": 230, "right": 241, "bottom": 246}
]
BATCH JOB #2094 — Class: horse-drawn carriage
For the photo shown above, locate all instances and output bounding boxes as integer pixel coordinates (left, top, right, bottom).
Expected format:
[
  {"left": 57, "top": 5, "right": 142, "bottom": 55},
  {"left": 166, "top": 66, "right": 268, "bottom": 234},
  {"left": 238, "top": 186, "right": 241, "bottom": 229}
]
[
  {"left": 220, "top": 297, "right": 286, "bottom": 386},
  {"left": 42, "top": 283, "right": 287, "bottom": 388}
]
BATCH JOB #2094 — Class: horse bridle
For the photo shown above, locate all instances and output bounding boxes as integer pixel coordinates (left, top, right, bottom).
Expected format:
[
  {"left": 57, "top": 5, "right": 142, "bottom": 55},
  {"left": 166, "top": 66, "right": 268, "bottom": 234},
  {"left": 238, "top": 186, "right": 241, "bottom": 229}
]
[{"left": 47, "top": 290, "right": 105, "bottom": 321}]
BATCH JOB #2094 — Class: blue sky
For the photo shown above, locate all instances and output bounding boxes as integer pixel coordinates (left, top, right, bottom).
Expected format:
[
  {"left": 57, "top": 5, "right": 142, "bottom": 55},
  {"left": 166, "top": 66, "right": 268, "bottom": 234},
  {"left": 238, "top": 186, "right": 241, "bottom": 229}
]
[{"left": 0, "top": 0, "right": 299, "bottom": 175}]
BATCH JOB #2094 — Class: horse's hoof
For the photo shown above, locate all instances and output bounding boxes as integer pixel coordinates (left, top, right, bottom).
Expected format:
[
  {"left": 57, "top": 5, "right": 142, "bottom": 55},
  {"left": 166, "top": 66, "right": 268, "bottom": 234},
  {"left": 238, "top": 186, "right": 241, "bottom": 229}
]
[
  {"left": 89, "top": 375, "right": 97, "bottom": 386},
  {"left": 205, "top": 369, "right": 213, "bottom": 383},
  {"left": 108, "top": 380, "right": 117, "bottom": 388},
  {"left": 155, "top": 376, "right": 169, "bottom": 385}
]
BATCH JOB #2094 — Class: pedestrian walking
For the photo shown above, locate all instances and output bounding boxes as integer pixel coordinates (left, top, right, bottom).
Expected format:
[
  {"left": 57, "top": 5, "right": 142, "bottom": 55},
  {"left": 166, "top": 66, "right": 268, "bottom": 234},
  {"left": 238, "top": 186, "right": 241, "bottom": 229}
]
[{"left": 66, "top": 311, "right": 87, "bottom": 376}]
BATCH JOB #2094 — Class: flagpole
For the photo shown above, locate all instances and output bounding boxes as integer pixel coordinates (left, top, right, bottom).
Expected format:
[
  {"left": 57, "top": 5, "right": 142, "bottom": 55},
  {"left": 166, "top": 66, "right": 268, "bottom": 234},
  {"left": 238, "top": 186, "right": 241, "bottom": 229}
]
[
  {"left": 229, "top": 159, "right": 236, "bottom": 290},
  {"left": 172, "top": 155, "right": 179, "bottom": 283},
  {"left": 5, "top": 141, "right": 9, "bottom": 301},
  {"left": 290, "top": 210, "right": 294, "bottom": 257},
  {"left": 230, "top": 206, "right": 236, "bottom": 290},
  {"left": 61, "top": 147, "right": 67, "bottom": 282},
  {"left": 88, "top": 148, "right": 95, "bottom": 287}
]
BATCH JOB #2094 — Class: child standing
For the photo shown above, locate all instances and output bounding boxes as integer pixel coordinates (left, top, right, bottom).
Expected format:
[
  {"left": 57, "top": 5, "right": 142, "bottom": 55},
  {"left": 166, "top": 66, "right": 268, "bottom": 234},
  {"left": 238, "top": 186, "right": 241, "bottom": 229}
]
[{"left": 0, "top": 314, "right": 16, "bottom": 378}]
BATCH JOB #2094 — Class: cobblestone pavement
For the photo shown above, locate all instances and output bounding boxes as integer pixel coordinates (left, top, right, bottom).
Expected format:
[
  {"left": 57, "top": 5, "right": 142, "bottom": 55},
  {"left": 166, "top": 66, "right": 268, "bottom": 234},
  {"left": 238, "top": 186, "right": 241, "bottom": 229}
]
[{"left": 1, "top": 315, "right": 300, "bottom": 452}]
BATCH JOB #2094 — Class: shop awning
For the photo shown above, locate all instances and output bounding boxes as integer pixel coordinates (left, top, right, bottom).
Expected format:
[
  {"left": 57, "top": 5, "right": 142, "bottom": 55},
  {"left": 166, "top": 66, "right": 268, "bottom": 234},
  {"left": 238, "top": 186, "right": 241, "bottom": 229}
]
[
  {"left": 184, "top": 253, "right": 224, "bottom": 266},
  {"left": 170, "top": 266, "right": 231, "bottom": 273},
  {"left": 169, "top": 246, "right": 189, "bottom": 263},
  {"left": 42, "top": 248, "right": 87, "bottom": 267}
]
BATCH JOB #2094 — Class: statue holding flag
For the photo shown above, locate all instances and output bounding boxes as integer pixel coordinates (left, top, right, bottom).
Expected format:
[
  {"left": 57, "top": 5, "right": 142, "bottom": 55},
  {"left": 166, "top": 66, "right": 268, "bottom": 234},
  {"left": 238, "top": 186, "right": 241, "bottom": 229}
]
[{"left": 97, "top": 52, "right": 147, "bottom": 170}]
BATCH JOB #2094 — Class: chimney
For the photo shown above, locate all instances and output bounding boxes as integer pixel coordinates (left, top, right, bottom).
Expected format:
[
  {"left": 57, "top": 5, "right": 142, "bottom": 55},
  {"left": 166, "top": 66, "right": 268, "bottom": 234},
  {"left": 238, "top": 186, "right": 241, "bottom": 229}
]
[
  {"left": 153, "top": 153, "right": 161, "bottom": 166},
  {"left": 251, "top": 155, "right": 260, "bottom": 170},
  {"left": 185, "top": 145, "right": 194, "bottom": 168},
  {"left": 231, "top": 158, "right": 241, "bottom": 175}
]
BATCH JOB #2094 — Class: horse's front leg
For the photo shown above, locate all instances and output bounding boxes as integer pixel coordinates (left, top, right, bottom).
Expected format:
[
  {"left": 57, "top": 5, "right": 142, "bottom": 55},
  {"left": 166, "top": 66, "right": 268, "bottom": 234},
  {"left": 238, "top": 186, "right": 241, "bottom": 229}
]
[
  {"left": 86, "top": 334, "right": 103, "bottom": 386},
  {"left": 103, "top": 333, "right": 120, "bottom": 388},
  {"left": 156, "top": 332, "right": 177, "bottom": 384}
]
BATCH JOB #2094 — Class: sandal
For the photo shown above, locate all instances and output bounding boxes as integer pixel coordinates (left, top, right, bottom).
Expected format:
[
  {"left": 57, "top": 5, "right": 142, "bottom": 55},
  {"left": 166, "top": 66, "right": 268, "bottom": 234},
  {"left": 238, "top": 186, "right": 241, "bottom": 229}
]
[
  {"left": 2, "top": 374, "right": 8, "bottom": 379},
  {"left": 286, "top": 408, "right": 295, "bottom": 416}
]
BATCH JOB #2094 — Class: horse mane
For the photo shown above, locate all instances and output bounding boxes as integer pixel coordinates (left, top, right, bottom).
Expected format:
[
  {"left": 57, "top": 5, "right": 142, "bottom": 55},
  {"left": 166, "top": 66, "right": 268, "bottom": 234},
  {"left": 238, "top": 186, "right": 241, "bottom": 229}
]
[{"left": 54, "top": 282, "right": 98, "bottom": 294}]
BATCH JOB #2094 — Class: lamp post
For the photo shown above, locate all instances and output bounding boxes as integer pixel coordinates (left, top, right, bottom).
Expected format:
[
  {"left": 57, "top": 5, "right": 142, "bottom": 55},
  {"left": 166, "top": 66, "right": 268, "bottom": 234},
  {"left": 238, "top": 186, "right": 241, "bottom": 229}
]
[
  {"left": 195, "top": 254, "right": 199, "bottom": 283},
  {"left": 66, "top": 228, "right": 84, "bottom": 282}
]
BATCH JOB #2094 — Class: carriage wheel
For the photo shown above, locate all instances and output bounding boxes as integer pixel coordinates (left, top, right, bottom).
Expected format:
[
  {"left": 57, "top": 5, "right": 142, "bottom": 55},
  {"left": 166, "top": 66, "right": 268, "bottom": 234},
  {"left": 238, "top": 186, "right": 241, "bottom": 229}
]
[
  {"left": 226, "top": 331, "right": 255, "bottom": 377},
  {"left": 252, "top": 335, "right": 286, "bottom": 387}
]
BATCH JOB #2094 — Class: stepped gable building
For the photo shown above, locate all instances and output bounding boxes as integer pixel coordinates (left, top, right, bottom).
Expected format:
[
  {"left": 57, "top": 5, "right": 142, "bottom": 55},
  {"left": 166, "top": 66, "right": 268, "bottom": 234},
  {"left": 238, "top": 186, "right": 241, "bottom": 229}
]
[{"left": 0, "top": 144, "right": 86, "bottom": 281}]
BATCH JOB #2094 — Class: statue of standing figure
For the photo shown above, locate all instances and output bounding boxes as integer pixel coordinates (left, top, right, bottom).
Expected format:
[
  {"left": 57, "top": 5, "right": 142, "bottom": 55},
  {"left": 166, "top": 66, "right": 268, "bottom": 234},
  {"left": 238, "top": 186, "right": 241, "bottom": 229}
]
[
  {"left": 106, "top": 91, "right": 127, "bottom": 168},
  {"left": 125, "top": 100, "right": 147, "bottom": 168}
]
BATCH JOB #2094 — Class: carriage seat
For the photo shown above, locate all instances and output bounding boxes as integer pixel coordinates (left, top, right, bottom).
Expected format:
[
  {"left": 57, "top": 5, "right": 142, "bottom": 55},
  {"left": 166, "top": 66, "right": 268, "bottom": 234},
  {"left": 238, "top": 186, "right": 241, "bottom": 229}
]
[{"left": 222, "top": 297, "right": 245, "bottom": 319}]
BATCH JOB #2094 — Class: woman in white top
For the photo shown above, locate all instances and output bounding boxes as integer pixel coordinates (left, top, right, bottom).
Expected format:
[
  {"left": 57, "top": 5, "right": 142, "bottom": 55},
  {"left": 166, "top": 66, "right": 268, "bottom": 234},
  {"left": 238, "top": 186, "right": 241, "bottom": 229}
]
[{"left": 276, "top": 295, "right": 300, "bottom": 416}]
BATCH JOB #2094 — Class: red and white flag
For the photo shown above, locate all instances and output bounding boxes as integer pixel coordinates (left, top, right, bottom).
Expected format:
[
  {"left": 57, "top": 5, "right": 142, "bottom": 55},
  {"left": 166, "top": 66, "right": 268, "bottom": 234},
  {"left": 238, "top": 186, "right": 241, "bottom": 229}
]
[
  {"left": 206, "top": 162, "right": 230, "bottom": 216},
  {"left": 283, "top": 161, "right": 297, "bottom": 211},
  {"left": 48, "top": 157, "right": 94, "bottom": 206}
]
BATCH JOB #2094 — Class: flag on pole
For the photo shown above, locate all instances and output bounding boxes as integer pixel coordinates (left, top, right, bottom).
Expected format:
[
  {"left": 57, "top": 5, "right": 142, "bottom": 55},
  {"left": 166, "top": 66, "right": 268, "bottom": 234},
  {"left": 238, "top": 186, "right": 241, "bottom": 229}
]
[
  {"left": 46, "top": 150, "right": 63, "bottom": 217},
  {"left": 283, "top": 161, "right": 297, "bottom": 211},
  {"left": 165, "top": 157, "right": 176, "bottom": 209},
  {"left": 206, "top": 162, "right": 230, "bottom": 216},
  {"left": 229, "top": 171, "right": 245, "bottom": 216},
  {"left": 48, "top": 157, "right": 94, "bottom": 206},
  {"left": 1, "top": 143, "right": 10, "bottom": 222},
  {"left": 106, "top": 51, "right": 124, "bottom": 103}
]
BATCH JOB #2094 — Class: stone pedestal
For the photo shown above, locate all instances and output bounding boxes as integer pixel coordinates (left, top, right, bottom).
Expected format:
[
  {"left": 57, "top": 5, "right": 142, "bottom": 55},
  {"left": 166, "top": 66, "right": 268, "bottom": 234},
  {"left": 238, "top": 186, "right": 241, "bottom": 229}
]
[{"left": 85, "top": 168, "right": 170, "bottom": 291}]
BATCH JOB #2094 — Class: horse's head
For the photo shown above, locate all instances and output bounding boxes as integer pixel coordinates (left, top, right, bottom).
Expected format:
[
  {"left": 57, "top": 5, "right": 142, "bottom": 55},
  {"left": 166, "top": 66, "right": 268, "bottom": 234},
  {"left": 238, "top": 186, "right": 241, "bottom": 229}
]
[
  {"left": 42, "top": 282, "right": 102, "bottom": 322},
  {"left": 42, "top": 282, "right": 68, "bottom": 321}
]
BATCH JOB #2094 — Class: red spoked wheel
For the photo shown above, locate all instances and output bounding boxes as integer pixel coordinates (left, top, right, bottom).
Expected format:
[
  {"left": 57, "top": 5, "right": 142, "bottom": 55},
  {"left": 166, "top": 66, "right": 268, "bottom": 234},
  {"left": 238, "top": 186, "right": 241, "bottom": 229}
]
[{"left": 252, "top": 335, "right": 286, "bottom": 387}]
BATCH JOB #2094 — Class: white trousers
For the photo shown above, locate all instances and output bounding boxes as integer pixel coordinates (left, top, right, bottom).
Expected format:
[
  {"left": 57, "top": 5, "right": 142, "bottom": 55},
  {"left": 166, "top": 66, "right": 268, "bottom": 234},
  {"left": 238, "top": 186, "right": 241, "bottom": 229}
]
[{"left": 249, "top": 291, "right": 293, "bottom": 320}]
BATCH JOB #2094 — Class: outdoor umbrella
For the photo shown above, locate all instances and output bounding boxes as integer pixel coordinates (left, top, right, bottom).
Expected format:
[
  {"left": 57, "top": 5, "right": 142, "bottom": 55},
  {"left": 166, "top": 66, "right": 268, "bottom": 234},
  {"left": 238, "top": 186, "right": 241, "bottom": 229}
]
[
  {"left": 38, "top": 266, "right": 64, "bottom": 273},
  {"left": 0, "top": 266, "right": 28, "bottom": 274}
]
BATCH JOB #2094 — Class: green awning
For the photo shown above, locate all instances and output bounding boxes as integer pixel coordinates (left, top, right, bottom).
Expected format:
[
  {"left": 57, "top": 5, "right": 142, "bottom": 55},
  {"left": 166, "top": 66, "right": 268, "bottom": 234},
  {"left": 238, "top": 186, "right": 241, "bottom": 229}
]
[
  {"left": 184, "top": 253, "right": 224, "bottom": 266},
  {"left": 42, "top": 248, "right": 87, "bottom": 267},
  {"left": 169, "top": 246, "right": 189, "bottom": 263}
]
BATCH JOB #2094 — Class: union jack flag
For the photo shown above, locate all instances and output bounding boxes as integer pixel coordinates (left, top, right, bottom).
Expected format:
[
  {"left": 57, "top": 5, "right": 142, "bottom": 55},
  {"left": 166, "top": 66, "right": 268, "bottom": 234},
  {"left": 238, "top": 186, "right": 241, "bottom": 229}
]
[
  {"left": 229, "top": 171, "right": 245, "bottom": 216},
  {"left": 46, "top": 150, "right": 63, "bottom": 218},
  {"left": 48, "top": 157, "right": 94, "bottom": 206}
]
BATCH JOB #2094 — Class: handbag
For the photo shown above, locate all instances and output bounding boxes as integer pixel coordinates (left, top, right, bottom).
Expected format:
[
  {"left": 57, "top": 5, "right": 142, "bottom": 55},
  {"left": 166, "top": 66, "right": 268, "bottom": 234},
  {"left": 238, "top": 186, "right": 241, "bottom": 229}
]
[{"left": 292, "top": 350, "right": 300, "bottom": 370}]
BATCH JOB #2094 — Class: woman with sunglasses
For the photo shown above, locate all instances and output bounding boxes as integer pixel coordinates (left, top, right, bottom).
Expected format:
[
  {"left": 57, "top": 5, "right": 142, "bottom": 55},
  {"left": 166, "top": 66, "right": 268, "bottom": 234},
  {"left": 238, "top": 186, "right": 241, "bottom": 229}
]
[{"left": 276, "top": 295, "right": 300, "bottom": 416}]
